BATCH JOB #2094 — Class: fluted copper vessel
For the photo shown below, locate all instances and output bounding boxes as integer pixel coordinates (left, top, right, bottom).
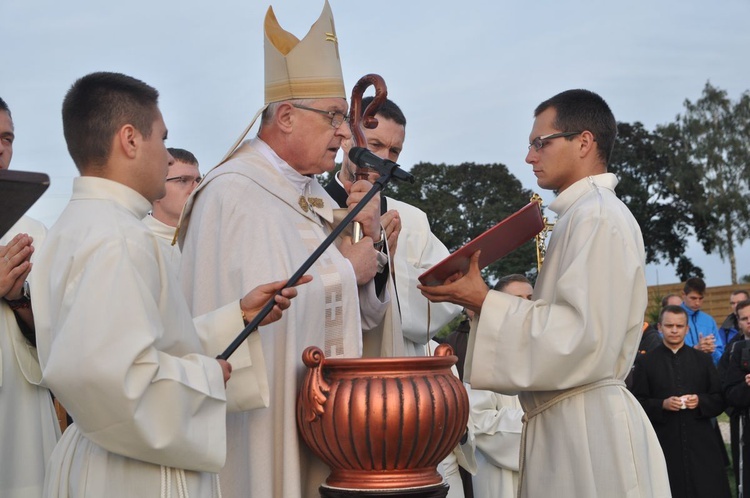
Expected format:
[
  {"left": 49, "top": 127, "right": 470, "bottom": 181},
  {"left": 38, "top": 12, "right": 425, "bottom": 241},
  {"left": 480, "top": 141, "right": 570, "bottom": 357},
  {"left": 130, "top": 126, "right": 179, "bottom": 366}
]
[{"left": 297, "top": 344, "right": 469, "bottom": 490}]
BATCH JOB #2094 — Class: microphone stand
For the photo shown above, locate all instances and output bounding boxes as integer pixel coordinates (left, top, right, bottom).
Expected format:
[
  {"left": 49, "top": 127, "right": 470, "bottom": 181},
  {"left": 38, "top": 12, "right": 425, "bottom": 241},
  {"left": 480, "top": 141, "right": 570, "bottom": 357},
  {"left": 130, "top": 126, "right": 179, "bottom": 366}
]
[{"left": 218, "top": 165, "right": 406, "bottom": 360}]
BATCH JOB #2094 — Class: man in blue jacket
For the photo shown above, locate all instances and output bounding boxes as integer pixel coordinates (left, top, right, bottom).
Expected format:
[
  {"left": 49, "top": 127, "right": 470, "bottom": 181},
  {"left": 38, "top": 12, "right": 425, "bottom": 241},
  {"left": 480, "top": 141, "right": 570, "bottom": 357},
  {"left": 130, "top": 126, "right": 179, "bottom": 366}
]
[{"left": 681, "top": 276, "right": 723, "bottom": 364}]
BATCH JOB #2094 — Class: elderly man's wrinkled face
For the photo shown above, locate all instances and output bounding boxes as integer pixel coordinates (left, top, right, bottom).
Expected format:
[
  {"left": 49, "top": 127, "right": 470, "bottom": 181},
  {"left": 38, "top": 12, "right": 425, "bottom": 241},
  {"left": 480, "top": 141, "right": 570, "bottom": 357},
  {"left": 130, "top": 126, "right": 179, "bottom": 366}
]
[{"left": 288, "top": 98, "right": 351, "bottom": 176}]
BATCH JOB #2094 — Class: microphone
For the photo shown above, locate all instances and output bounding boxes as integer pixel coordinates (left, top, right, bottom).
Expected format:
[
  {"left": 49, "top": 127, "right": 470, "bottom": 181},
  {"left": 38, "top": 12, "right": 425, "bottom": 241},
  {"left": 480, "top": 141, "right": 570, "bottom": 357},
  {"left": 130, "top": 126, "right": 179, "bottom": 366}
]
[{"left": 348, "top": 147, "right": 415, "bottom": 183}]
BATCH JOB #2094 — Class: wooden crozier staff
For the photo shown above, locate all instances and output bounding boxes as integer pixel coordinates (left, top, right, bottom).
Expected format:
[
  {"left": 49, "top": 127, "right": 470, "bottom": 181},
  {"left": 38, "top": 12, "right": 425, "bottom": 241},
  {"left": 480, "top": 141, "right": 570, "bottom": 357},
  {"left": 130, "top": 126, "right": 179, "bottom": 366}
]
[
  {"left": 348, "top": 74, "right": 387, "bottom": 242},
  {"left": 218, "top": 74, "right": 392, "bottom": 360}
]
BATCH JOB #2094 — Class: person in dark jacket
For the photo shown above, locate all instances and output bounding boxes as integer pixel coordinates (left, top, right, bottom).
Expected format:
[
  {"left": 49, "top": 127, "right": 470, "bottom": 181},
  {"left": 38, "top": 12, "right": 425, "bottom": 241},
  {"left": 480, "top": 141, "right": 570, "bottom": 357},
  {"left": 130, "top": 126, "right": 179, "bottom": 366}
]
[
  {"left": 632, "top": 304, "right": 731, "bottom": 498},
  {"left": 719, "top": 290, "right": 750, "bottom": 347},
  {"left": 722, "top": 299, "right": 750, "bottom": 497}
]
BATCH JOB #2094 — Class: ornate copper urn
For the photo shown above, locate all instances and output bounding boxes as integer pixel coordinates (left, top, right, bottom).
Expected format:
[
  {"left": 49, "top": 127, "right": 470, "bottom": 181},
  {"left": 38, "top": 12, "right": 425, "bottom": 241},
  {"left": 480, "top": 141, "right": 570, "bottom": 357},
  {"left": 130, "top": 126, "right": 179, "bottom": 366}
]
[{"left": 297, "top": 344, "right": 469, "bottom": 491}]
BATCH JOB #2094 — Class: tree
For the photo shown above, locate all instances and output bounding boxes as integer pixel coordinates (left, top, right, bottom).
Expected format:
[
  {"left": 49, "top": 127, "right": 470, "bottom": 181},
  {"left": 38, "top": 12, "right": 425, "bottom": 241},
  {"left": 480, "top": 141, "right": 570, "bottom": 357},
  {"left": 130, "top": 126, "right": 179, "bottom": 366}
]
[
  {"left": 610, "top": 121, "right": 701, "bottom": 275},
  {"left": 387, "top": 162, "right": 537, "bottom": 284},
  {"left": 674, "top": 82, "right": 750, "bottom": 284}
]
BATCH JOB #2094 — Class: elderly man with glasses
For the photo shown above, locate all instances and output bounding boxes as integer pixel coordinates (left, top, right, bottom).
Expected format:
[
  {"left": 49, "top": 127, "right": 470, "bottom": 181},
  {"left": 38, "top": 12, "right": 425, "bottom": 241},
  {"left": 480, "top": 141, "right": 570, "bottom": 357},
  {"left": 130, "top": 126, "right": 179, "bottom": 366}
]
[
  {"left": 142, "top": 147, "right": 201, "bottom": 275},
  {"left": 177, "top": 3, "right": 400, "bottom": 497}
]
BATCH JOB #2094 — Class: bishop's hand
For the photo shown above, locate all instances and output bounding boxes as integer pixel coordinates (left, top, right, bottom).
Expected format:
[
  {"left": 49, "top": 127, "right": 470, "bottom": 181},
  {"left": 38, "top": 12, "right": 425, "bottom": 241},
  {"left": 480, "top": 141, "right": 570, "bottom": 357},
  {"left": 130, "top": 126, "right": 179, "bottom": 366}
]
[
  {"left": 346, "top": 180, "right": 382, "bottom": 243},
  {"left": 338, "top": 235, "right": 378, "bottom": 285}
]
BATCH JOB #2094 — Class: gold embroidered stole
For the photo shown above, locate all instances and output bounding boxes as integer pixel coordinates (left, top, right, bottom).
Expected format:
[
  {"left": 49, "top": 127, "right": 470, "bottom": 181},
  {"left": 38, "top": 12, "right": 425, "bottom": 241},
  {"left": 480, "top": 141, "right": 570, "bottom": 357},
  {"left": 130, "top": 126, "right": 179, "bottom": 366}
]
[{"left": 297, "top": 221, "right": 347, "bottom": 358}]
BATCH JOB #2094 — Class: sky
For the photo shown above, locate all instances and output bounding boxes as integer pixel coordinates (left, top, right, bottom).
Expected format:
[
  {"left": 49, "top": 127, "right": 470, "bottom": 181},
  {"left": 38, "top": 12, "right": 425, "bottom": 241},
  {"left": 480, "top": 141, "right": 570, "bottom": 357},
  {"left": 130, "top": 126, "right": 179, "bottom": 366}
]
[{"left": 3, "top": 0, "right": 749, "bottom": 287}]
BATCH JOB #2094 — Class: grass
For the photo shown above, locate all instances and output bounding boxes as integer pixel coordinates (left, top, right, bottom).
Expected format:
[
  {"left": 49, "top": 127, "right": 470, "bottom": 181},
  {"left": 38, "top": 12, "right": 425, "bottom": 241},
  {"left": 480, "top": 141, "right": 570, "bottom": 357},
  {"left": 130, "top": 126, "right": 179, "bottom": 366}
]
[
  {"left": 728, "top": 443, "right": 737, "bottom": 498},
  {"left": 718, "top": 414, "right": 736, "bottom": 497}
]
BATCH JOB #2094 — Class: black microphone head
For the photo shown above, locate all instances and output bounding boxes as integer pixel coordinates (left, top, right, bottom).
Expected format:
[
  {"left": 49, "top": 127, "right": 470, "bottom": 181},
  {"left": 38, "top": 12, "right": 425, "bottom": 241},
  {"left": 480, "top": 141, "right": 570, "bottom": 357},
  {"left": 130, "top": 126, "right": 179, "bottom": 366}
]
[{"left": 348, "top": 146, "right": 367, "bottom": 163}]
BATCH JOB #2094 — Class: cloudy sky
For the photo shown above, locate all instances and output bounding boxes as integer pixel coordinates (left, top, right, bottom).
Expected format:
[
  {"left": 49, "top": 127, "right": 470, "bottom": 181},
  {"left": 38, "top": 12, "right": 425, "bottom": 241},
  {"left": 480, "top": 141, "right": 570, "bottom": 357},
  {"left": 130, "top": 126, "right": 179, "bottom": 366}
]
[{"left": 3, "top": 0, "right": 749, "bottom": 286}]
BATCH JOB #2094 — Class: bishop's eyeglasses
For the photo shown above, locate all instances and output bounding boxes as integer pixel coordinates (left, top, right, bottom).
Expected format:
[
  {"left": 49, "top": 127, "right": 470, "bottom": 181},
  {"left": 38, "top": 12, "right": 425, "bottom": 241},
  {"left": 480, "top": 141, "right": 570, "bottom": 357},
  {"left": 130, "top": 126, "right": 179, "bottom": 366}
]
[
  {"left": 528, "top": 131, "right": 582, "bottom": 152},
  {"left": 293, "top": 104, "right": 350, "bottom": 129}
]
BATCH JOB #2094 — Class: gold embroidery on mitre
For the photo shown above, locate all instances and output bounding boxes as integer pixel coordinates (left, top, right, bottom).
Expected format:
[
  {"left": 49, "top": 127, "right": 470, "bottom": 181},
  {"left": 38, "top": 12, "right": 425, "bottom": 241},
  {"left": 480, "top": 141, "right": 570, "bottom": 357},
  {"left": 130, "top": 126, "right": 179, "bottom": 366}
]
[
  {"left": 299, "top": 196, "right": 309, "bottom": 212},
  {"left": 263, "top": 0, "right": 345, "bottom": 103}
]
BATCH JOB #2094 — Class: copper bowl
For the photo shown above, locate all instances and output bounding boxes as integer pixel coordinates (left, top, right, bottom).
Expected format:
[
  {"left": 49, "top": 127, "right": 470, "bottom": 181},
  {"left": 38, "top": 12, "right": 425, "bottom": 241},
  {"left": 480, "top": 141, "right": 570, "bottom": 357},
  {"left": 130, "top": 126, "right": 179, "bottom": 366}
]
[{"left": 296, "top": 344, "right": 469, "bottom": 490}]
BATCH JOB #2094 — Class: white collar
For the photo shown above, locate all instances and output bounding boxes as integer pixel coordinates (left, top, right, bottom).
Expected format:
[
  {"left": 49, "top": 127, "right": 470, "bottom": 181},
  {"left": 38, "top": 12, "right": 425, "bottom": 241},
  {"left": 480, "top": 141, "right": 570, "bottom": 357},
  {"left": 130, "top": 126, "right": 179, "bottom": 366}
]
[{"left": 253, "top": 137, "right": 316, "bottom": 197}]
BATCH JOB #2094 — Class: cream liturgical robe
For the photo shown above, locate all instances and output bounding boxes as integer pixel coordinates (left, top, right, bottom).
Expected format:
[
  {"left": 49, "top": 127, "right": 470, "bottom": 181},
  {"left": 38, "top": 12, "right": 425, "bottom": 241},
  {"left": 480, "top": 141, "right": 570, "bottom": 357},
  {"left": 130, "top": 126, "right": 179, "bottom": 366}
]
[
  {"left": 466, "top": 385, "right": 522, "bottom": 498},
  {"left": 465, "top": 174, "right": 671, "bottom": 498},
  {"left": 0, "top": 216, "right": 61, "bottom": 498},
  {"left": 387, "top": 198, "right": 462, "bottom": 355},
  {"left": 179, "top": 138, "right": 399, "bottom": 498},
  {"left": 31, "top": 177, "right": 268, "bottom": 498},
  {"left": 142, "top": 213, "right": 181, "bottom": 277}
]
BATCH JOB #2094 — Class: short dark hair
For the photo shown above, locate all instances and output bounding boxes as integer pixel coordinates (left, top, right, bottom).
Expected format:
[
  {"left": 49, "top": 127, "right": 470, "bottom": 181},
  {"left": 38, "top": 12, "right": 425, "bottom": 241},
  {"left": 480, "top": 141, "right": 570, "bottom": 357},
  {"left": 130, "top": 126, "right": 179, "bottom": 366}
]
[
  {"left": 731, "top": 290, "right": 750, "bottom": 300},
  {"left": 0, "top": 97, "right": 10, "bottom": 117},
  {"left": 534, "top": 89, "right": 616, "bottom": 165},
  {"left": 167, "top": 148, "right": 199, "bottom": 167},
  {"left": 360, "top": 96, "right": 406, "bottom": 127},
  {"left": 494, "top": 274, "right": 531, "bottom": 292},
  {"left": 683, "top": 277, "right": 706, "bottom": 295},
  {"left": 659, "top": 304, "right": 688, "bottom": 324},
  {"left": 62, "top": 72, "right": 160, "bottom": 171},
  {"left": 736, "top": 299, "right": 750, "bottom": 316}
]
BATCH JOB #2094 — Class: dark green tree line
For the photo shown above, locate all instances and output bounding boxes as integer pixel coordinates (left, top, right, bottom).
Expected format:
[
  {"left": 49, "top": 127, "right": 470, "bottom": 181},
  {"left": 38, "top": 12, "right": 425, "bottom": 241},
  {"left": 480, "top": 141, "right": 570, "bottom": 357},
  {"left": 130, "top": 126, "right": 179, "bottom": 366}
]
[
  {"left": 386, "top": 161, "right": 537, "bottom": 284},
  {"left": 321, "top": 82, "right": 749, "bottom": 284}
]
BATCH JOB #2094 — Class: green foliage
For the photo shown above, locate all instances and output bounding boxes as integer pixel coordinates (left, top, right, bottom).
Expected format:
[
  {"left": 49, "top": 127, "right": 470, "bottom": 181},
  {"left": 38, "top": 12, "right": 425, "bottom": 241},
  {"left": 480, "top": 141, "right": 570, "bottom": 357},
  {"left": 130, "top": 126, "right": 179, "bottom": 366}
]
[
  {"left": 386, "top": 161, "right": 538, "bottom": 284},
  {"left": 435, "top": 313, "right": 466, "bottom": 341},
  {"left": 673, "top": 82, "right": 750, "bottom": 283},
  {"left": 610, "top": 122, "right": 699, "bottom": 272}
]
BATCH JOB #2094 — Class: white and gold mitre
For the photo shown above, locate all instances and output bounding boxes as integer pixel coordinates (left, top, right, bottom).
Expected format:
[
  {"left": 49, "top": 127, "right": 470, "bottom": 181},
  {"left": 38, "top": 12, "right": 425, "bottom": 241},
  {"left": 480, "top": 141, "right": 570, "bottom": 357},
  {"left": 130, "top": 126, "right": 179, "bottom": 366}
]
[{"left": 264, "top": 0, "right": 345, "bottom": 104}]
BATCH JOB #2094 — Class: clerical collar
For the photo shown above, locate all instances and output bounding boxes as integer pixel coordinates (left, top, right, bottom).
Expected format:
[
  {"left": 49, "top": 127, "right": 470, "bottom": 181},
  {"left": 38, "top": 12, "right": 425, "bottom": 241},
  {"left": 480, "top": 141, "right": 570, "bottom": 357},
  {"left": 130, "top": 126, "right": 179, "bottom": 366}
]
[
  {"left": 252, "top": 137, "right": 325, "bottom": 214},
  {"left": 334, "top": 169, "right": 346, "bottom": 189},
  {"left": 253, "top": 137, "right": 315, "bottom": 196},
  {"left": 548, "top": 173, "right": 618, "bottom": 216}
]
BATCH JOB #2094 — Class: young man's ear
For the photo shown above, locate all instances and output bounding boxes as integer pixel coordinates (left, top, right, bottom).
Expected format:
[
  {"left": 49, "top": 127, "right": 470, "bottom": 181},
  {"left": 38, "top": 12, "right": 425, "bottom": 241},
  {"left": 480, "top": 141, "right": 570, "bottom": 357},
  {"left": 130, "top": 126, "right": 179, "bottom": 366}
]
[{"left": 117, "top": 124, "right": 139, "bottom": 159}]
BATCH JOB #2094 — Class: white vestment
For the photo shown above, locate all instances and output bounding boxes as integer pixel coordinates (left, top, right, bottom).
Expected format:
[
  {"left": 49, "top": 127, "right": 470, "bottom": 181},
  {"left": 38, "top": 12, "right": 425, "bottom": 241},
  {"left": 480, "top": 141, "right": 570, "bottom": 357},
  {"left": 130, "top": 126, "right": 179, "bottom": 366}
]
[
  {"left": 387, "top": 198, "right": 462, "bottom": 355},
  {"left": 466, "top": 384, "right": 522, "bottom": 498},
  {"left": 1, "top": 216, "right": 61, "bottom": 498},
  {"left": 465, "top": 174, "right": 671, "bottom": 498},
  {"left": 142, "top": 214, "right": 181, "bottom": 277},
  {"left": 179, "top": 138, "right": 399, "bottom": 498},
  {"left": 31, "top": 177, "right": 268, "bottom": 498},
  {"left": 427, "top": 340, "right": 472, "bottom": 498}
]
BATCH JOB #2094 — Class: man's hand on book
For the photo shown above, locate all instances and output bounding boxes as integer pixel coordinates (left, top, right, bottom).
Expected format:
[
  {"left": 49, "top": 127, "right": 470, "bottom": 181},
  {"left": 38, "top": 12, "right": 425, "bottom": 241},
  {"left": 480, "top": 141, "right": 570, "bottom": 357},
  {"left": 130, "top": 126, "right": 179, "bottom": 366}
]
[{"left": 417, "top": 251, "right": 488, "bottom": 315}]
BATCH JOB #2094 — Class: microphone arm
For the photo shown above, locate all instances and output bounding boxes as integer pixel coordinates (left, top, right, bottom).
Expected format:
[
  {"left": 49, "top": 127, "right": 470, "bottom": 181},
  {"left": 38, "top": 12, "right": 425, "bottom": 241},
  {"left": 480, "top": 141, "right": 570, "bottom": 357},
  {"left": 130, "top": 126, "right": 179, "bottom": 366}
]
[
  {"left": 217, "top": 168, "right": 397, "bottom": 360},
  {"left": 348, "top": 147, "right": 415, "bottom": 183}
]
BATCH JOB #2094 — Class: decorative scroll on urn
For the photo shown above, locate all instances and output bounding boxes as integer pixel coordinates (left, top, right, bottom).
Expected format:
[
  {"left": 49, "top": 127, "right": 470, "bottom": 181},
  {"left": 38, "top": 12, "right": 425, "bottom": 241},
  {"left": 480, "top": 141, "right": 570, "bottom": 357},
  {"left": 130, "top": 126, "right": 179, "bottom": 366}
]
[{"left": 297, "top": 344, "right": 470, "bottom": 490}]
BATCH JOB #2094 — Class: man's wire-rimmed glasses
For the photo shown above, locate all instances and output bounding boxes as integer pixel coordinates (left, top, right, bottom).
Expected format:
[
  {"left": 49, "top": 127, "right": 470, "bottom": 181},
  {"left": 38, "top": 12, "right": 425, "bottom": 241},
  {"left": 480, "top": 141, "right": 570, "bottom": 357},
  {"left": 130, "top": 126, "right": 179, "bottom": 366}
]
[
  {"left": 166, "top": 175, "right": 201, "bottom": 187},
  {"left": 528, "top": 131, "right": 582, "bottom": 151},
  {"left": 293, "top": 104, "right": 350, "bottom": 128}
]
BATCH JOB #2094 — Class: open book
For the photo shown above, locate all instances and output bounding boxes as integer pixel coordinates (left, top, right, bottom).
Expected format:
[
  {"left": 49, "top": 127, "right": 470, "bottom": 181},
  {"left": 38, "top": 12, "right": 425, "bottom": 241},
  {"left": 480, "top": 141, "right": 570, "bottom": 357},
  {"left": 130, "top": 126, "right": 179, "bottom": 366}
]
[
  {"left": 418, "top": 201, "right": 544, "bottom": 286},
  {"left": 0, "top": 170, "right": 50, "bottom": 238}
]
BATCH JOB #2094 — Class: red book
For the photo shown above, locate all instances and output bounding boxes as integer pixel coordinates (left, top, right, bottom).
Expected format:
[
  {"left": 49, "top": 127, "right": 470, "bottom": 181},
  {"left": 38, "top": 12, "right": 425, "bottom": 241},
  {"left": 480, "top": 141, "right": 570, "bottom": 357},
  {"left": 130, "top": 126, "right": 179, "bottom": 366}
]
[{"left": 418, "top": 201, "right": 544, "bottom": 286}]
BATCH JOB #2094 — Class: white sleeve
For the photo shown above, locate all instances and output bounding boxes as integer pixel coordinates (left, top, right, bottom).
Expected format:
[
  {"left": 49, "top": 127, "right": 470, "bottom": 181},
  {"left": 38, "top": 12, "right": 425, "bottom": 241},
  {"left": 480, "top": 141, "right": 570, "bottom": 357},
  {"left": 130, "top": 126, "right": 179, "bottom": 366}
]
[
  {"left": 192, "top": 301, "right": 270, "bottom": 412},
  {"left": 469, "top": 387, "right": 523, "bottom": 471},
  {"left": 39, "top": 240, "right": 227, "bottom": 472}
]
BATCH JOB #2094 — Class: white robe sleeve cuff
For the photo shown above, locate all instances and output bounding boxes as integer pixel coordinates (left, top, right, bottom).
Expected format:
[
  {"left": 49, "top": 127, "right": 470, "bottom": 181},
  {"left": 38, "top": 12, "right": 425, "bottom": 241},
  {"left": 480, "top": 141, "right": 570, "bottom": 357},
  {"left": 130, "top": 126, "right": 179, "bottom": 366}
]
[{"left": 192, "top": 301, "right": 270, "bottom": 412}]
